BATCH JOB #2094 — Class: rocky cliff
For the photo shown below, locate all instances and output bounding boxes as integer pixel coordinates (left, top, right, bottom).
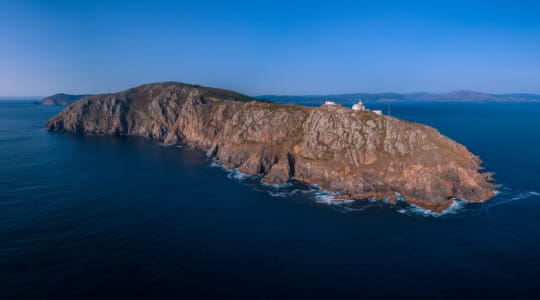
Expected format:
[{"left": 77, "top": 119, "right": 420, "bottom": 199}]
[{"left": 45, "top": 82, "right": 496, "bottom": 212}]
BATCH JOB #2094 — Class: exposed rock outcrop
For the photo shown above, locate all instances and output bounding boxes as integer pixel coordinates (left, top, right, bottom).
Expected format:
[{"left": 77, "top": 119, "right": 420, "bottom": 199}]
[{"left": 45, "top": 82, "right": 496, "bottom": 212}]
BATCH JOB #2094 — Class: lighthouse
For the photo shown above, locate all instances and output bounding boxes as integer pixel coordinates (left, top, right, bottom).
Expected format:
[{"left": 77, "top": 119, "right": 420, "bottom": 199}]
[{"left": 351, "top": 100, "right": 365, "bottom": 111}]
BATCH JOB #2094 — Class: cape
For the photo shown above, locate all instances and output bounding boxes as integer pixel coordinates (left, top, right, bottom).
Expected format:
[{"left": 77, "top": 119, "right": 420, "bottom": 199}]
[{"left": 45, "top": 82, "right": 495, "bottom": 212}]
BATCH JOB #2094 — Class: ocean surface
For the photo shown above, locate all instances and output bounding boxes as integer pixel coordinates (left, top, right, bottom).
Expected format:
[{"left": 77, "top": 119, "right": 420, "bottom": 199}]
[{"left": 1, "top": 100, "right": 539, "bottom": 299}]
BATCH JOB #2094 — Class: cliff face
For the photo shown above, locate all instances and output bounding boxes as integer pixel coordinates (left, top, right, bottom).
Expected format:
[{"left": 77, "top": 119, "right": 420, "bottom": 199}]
[{"left": 45, "top": 82, "right": 496, "bottom": 212}]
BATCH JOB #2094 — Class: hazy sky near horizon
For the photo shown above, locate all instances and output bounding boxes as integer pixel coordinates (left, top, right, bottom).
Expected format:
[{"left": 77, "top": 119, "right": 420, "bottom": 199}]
[{"left": 1, "top": 0, "right": 539, "bottom": 96}]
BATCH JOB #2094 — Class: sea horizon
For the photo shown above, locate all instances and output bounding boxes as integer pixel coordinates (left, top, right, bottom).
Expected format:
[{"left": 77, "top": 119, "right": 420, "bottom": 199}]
[{"left": 2, "top": 1, "right": 540, "bottom": 298}]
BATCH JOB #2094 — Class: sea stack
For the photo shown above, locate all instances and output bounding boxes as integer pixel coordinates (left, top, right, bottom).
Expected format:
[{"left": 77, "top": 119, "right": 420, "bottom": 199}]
[{"left": 45, "top": 82, "right": 496, "bottom": 212}]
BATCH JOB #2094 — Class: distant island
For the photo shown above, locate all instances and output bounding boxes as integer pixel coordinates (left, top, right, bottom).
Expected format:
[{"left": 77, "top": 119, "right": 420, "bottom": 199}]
[
  {"left": 45, "top": 82, "right": 496, "bottom": 212},
  {"left": 36, "top": 90, "right": 540, "bottom": 106},
  {"left": 257, "top": 90, "right": 540, "bottom": 104},
  {"left": 37, "top": 93, "right": 92, "bottom": 106}
]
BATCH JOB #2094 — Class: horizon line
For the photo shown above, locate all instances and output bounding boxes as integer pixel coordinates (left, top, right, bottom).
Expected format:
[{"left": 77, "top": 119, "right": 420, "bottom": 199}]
[
  {"left": 3, "top": 90, "right": 540, "bottom": 99},
  {"left": 2, "top": 83, "right": 540, "bottom": 99}
]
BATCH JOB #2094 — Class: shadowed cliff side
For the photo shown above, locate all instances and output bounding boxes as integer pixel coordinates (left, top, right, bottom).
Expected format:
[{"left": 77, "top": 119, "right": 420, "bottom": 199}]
[{"left": 45, "top": 82, "right": 496, "bottom": 212}]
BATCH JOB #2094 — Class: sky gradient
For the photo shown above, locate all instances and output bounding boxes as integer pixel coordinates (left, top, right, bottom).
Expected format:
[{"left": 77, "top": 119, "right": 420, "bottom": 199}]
[{"left": 1, "top": 0, "right": 539, "bottom": 96}]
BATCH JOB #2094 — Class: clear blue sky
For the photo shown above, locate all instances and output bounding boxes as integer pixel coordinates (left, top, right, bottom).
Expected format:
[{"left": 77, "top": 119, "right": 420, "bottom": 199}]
[{"left": 1, "top": 0, "right": 539, "bottom": 96}]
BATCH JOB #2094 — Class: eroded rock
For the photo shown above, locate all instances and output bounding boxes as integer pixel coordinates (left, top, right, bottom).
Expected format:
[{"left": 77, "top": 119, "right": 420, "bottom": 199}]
[{"left": 45, "top": 82, "right": 496, "bottom": 212}]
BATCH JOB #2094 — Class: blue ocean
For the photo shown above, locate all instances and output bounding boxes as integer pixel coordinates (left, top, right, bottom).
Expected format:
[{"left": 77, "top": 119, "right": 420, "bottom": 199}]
[{"left": 1, "top": 100, "right": 539, "bottom": 299}]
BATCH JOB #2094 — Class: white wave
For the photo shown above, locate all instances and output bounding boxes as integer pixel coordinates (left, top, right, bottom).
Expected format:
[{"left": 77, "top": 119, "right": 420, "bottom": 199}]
[
  {"left": 382, "top": 197, "right": 393, "bottom": 204},
  {"left": 260, "top": 181, "right": 294, "bottom": 189},
  {"left": 314, "top": 193, "right": 335, "bottom": 205},
  {"left": 209, "top": 162, "right": 228, "bottom": 171},
  {"left": 394, "top": 192, "right": 405, "bottom": 202},
  {"left": 487, "top": 190, "right": 540, "bottom": 209},
  {"left": 398, "top": 190, "right": 538, "bottom": 216},
  {"left": 398, "top": 198, "right": 466, "bottom": 217},
  {"left": 209, "top": 162, "right": 257, "bottom": 181},
  {"left": 209, "top": 157, "right": 526, "bottom": 218},
  {"left": 510, "top": 191, "right": 539, "bottom": 201},
  {"left": 254, "top": 186, "right": 314, "bottom": 199},
  {"left": 313, "top": 192, "right": 354, "bottom": 205},
  {"left": 332, "top": 198, "right": 355, "bottom": 204},
  {"left": 226, "top": 169, "right": 254, "bottom": 180}
]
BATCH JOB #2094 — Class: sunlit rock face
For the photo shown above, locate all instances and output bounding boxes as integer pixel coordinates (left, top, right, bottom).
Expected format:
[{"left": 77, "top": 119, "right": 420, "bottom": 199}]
[{"left": 46, "top": 82, "right": 495, "bottom": 212}]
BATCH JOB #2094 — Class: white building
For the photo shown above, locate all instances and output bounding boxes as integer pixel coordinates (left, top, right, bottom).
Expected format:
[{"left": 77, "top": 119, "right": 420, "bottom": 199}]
[
  {"left": 351, "top": 100, "right": 365, "bottom": 111},
  {"left": 351, "top": 100, "right": 383, "bottom": 115},
  {"left": 324, "top": 100, "right": 336, "bottom": 106}
]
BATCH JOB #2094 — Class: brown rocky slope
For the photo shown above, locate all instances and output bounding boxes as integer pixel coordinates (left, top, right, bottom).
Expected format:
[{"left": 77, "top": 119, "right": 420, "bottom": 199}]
[{"left": 45, "top": 82, "right": 496, "bottom": 212}]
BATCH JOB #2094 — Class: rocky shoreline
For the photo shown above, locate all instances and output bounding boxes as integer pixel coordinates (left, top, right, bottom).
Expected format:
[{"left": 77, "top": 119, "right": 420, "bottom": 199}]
[{"left": 45, "top": 82, "right": 496, "bottom": 212}]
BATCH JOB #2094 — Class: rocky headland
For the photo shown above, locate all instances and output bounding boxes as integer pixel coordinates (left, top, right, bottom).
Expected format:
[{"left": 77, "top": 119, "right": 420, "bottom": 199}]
[
  {"left": 45, "top": 82, "right": 496, "bottom": 212},
  {"left": 39, "top": 93, "right": 91, "bottom": 106}
]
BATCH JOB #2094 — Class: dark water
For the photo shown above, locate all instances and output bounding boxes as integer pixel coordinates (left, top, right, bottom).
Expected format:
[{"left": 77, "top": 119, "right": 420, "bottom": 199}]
[{"left": 1, "top": 101, "right": 539, "bottom": 299}]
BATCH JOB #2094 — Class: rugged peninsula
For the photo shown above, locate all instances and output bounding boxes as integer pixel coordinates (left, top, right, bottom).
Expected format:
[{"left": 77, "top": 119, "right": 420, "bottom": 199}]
[
  {"left": 45, "top": 82, "right": 496, "bottom": 212},
  {"left": 39, "top": 93, "right": 91, "bottom": 106}
]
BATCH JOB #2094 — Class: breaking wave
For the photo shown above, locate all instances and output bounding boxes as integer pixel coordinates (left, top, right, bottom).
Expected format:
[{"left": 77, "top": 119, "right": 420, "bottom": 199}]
[
  {"left": 397, "top": 198, "right": 467, "bottom": 218},
  {"left": 397, "top": 188, "right": 540, "bottom": 218},
  {"left": 260, "top": 181, "right": 294, "bottom": 189},
  {"left": 209, "top": 162, "right": 227, "bottom": 170},
  {"left": 208, "top": 161, "right": 538, "bottom": 218},
  {"left": 209, "top": 162, "right": 355, "bottom": 208},
  {"left": 226, "top": 169, "right": 255, "bottom": 181}
]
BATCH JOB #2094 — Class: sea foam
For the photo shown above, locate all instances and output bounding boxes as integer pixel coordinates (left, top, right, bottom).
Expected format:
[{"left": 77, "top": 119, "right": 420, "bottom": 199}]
[
  {"left": 486, "top": 190, "right": 540, "bottom": 209},
  {"left": 208, "top": 159, "right": 528, "bottom": 218},
  {"left": 397, "top": 198, "right": 466, "bottom": 218}
]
